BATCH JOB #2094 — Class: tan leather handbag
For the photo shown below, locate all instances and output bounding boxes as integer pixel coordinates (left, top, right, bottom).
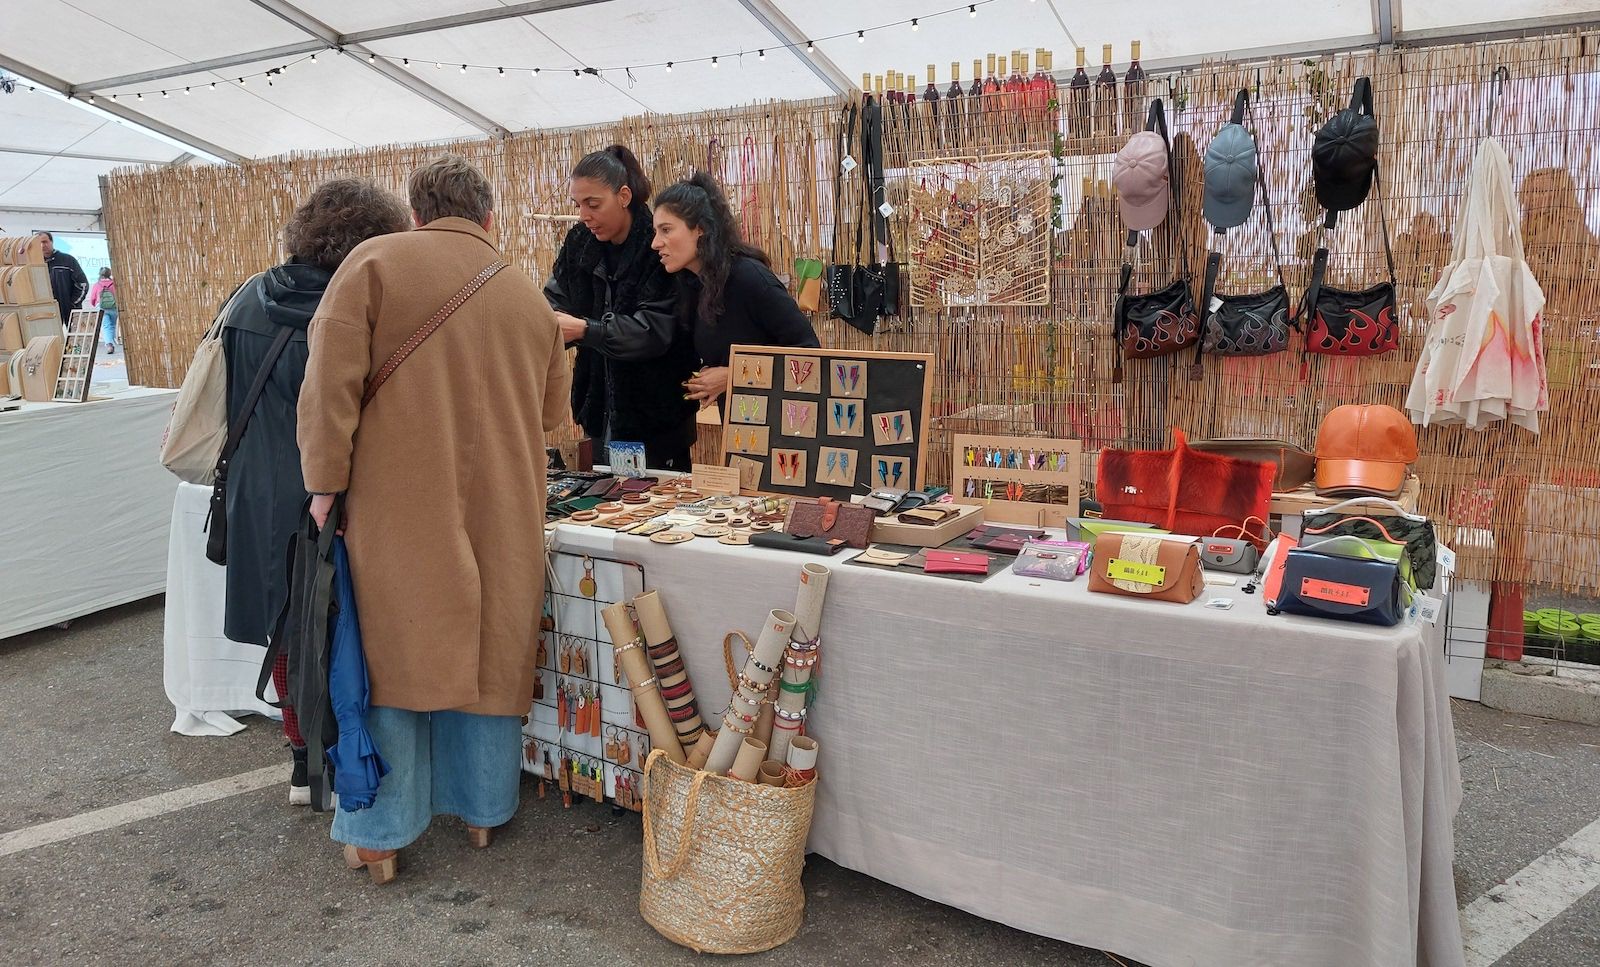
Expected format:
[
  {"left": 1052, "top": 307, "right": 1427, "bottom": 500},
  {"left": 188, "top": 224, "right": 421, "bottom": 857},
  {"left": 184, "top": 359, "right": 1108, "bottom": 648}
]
[
  {"left": 1087, "top": 532, "right": 1205, "bottom": 604},
  {"left": 1, "top": 310, "right": 21, "bottom": 352},
  {"left": 18, "top": 334, "right": 63, "bottom": 402}
]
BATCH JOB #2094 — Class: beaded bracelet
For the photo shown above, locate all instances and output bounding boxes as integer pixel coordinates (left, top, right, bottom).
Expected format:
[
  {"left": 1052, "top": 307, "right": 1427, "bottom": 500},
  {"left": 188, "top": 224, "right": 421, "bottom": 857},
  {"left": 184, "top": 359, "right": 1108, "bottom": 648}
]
[
  {"left": 774, "top": 705, "right": 808, "bottom": 722},
  {"left": 736, "top": 672, "right": 772, "bottom": 694},
  {"left": 783, "top": 650, "right": 819, "bottom": 669},
  {"left": 730, "top": 688, "right": 763, "bottom": 710},
  {"left": 750, "top": 655, "right": 778, "bottom": 675},
  {"left": 724, "top": 717, "right": 756, "bottom": 736}
]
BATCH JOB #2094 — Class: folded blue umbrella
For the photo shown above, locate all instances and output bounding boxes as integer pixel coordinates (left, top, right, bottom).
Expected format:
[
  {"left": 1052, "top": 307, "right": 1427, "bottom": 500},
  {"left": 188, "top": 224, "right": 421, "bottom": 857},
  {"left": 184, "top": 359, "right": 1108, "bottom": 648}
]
[{"left": 327, "top": 536, "right": 389, "bottom": 811}]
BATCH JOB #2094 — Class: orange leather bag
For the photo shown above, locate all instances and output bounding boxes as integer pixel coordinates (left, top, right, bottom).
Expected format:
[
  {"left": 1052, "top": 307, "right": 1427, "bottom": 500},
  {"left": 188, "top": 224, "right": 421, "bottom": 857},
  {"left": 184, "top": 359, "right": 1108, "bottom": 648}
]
[{"left": 1087, "top": 532, "right": 1205, "bottom": 604}]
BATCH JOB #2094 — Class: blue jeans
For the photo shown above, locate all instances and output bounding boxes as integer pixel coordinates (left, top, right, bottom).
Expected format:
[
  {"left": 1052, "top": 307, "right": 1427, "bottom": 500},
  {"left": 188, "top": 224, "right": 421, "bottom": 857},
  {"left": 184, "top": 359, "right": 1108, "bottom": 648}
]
[
  {"left": 100, "top": 308, "right": 118, "bottom": 345},
  {"left": 330, "top": 706, "right": 522, "bottom": 851}
]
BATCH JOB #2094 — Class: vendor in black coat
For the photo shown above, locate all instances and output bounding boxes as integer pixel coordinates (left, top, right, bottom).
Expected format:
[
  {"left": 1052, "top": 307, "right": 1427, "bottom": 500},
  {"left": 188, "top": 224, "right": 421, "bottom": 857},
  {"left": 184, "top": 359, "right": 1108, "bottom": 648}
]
[
  {"left": 545, "top": 145, "right": 698, "bottom": 470},
  {"left": 652, "top": 172, "right": 820, "bottom": 408},
  {"left": 219, "top": 179, "right": 409, "bottom": 803}
]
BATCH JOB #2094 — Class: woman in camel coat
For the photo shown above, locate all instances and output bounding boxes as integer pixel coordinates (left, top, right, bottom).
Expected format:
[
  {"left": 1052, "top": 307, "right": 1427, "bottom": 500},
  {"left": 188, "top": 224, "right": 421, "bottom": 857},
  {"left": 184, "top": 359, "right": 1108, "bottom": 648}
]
[{"left": 298, "top": 156, "right": 570, "bottom": 883}]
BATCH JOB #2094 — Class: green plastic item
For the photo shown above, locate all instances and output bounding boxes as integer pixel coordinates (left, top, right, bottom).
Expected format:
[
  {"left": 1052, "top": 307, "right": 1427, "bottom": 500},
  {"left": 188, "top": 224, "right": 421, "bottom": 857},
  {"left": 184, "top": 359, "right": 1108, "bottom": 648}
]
[
  {"left": 1577, "top": 612, "right": 1600, "bottom": 627},
  {"left": 1536, "top": 608, "right": 1577, "bottom": 623},
  {"left": 1539, "top": 616, "right": 1580, "bottom": 639},
  {"left": 1580, "top": 623, "right": 1600, "bottom": 642},
  {"left": 1523, "top": 611, "right": 1542, "bottom": 634}
]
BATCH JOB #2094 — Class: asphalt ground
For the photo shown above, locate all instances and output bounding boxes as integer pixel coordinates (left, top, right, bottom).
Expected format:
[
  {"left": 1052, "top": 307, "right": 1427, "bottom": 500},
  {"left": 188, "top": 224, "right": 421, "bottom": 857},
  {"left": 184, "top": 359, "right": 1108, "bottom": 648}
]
[{"left": 2, "top": 597, "right": 1597, "bottom": 967}]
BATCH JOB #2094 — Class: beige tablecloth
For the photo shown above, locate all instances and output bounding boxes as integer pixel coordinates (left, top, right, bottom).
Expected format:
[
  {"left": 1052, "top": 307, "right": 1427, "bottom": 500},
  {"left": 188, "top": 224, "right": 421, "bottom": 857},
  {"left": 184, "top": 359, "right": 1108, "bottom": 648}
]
[{"left": 550, "top": 524, "right": 1464, "bottom": 967}]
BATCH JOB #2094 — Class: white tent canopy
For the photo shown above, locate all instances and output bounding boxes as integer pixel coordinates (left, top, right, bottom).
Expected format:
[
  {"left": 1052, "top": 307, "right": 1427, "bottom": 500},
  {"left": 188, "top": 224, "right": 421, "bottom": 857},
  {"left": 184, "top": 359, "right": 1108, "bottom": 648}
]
[{"left": 3, "top": 0, "right": 1598, "bottom": 229}]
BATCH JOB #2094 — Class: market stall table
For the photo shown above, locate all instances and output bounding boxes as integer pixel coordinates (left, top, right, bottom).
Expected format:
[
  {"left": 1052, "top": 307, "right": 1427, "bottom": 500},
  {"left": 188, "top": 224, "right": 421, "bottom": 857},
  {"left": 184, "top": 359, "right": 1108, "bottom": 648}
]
[
  {"left": 550, "top": 521, "right": 1464, "bottom": 967},
  {"left": 163, "top": 481, "right": 280, "bottom": 735},
  {"left": 0, "top": 387, "right": 179, "bottom": 640}
]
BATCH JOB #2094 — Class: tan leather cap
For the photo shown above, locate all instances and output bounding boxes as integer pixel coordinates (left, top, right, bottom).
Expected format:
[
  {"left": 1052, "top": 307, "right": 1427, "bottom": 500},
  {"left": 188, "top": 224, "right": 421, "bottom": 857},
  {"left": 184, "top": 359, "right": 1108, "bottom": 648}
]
[{"left": 1314, "top": 404, "right": 1418, "bottom": 497}]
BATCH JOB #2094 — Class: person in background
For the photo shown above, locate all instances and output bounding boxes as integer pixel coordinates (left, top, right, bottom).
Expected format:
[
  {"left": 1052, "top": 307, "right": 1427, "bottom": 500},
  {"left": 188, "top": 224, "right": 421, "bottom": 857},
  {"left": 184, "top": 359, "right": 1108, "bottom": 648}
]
[
  {"left": 221, "top": 180, "right": 411, "bottom": 806},
  {"left": 652, "top": 171, "right": 819, "bottom": 408},
  {"left": 38, "top": 231, "right": 87, "bottom": 326},
  {"left": 544, "top": 145, "right": 698, "bottom": 470},
  {"left": 88, "top": 268, "right": 117, "bottom": 354},
  {"left": 298, "top": 156, "right": 570, "bottom": 884}
]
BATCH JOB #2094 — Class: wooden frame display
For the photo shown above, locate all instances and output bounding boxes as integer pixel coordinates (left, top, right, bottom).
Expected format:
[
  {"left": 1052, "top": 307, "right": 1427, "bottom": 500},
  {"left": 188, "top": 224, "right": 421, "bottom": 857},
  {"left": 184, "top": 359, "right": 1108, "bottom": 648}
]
[
  {"left": 53, "top": 309, "right": 102, "bottom": 403},
  {"left": 723, "top": 344, "right": 934, "bottom": 499},
  {"left": 951, "top": 434, "right": 1082, "bottom": 527},
  {"left": 907, "top": 151, "right": 1052, "bottom": 308}
]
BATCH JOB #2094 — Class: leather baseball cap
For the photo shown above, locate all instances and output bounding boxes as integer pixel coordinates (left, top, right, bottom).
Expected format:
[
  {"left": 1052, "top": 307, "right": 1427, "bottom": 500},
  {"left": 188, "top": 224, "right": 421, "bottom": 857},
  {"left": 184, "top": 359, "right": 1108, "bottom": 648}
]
[
  {"left": 1203, "top": 122, "right": 1256, "bottom": 230},
  {"left": 1113, "top": 131, "right": 1170, "bottom": 231},
  {"left": 1314, "top": 404, "right": 1418, "bottom": 498},
  {"left": 1312, "top": 77, "right": 1380, "bottom": 214}
]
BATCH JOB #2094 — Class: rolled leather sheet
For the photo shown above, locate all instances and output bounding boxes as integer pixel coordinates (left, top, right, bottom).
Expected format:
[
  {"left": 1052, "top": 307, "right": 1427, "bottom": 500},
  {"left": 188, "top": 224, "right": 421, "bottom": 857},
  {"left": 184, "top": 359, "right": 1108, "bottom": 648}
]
[
  {"left": 758, "top": 761, "right": 788, "bottom": 786},
  {"left": 632, "top": 590, "right": 704, "bottom": 744},
  {"left": 792, "top": 563, "right": 831, "bottom": 644},
  {"left": 602, "top": 602, "right": 686, "bottom": 764},
  {"left": 704, "top": 609, "right": 797, "bottom": 775},
  {"left": 686, "top": 729, "right": 718, "bottom": 770},
  {"left": 786, "top": 735, "right": 818, "bottom": 772},
  {"left": 729, "top": 737, "right": 768, "bottom": 781}
]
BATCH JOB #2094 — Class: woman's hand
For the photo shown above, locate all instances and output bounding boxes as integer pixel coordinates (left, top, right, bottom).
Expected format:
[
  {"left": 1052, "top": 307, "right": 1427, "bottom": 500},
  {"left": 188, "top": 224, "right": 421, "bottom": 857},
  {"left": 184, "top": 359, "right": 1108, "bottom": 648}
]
[
  {"left": 555, "top": 312, "right": 588, "bottom": 344},
  {"left": 310, "top": 493, "right": 339, "bottom": 532},
  {"left": 684, "top": 366, "right": 730, "bottom": 406}
]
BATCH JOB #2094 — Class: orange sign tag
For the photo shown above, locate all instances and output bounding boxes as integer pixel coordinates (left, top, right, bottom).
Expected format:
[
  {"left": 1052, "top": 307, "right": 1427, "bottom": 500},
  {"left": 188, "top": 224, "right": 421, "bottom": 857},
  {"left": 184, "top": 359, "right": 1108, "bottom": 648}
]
[
  {"left": 1301, "top": 578, "right": 1370, "bottom": 607},
  {"left": 1206, "top": 543, "right": 1235, "bottom": 555}
]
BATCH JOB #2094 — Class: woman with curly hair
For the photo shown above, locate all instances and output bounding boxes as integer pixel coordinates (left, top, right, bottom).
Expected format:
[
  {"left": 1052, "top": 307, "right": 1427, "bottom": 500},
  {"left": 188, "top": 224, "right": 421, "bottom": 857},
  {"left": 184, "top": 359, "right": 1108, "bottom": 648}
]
[
  {"left": 219, "top": 178, "right": 411, "bottom": 805},
  {"left": 652, "top": 171, "right": 818, "bottom": 407}
]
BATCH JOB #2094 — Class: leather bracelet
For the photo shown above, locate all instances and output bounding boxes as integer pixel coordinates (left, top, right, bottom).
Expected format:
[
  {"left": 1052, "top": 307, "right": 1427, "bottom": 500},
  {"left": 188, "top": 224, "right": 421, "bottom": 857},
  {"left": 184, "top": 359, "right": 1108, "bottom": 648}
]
[
  {"left": 659, "top": 678, "right": 693, "bottom": 701},
  {"left": 666, "top": 704, "right": 700, "bottom": 722},
  {"left": 647, "top": 638, "right": 680, "bottom": 660},
  {"left": 771, "top": 715, "right": 804, "bottom": 732},
  {"left": 653, "top": 655, "right": 686, "bottom": 679}
]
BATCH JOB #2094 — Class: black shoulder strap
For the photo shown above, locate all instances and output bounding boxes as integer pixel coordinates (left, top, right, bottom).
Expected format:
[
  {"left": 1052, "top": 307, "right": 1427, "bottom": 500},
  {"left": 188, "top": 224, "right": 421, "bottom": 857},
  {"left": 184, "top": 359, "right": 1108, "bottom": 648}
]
[
  {"left": 217, "top": 325, "right": 294, "bottom": 474},
  {"left": 830, "top": 103, "right": 858, "bottom": 265}
]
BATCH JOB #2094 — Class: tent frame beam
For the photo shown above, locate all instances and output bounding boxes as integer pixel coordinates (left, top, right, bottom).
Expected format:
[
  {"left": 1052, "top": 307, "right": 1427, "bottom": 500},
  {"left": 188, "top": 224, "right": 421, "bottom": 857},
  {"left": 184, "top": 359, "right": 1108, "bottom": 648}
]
[
  {"left": 72, "top": 0, "right": 615, "bottom": 95},
  {"left": 735, "top": 0, "right": 851, "bottom": 94},
  {"left": 0, "top": 145, "right": 172, "bottom": 166}
]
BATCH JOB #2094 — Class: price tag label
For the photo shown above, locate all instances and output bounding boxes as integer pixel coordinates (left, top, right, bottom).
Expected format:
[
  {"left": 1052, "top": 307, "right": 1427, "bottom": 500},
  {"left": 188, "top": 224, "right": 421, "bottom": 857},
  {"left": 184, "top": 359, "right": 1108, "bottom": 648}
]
[
  {"left": 1209, "top": 296, "right": 1223, "bottom": 313},
  {"left": 1415, "top": 594, "right": 1444, "bottom": 624},
  {"left": 840, "top": 155, "right": 858, "bottom": 174},
  {"left": 1107, "top": 559, "right": 1165, "bottom": 585},
  {"left": 1436, "top": 544, "right": 1457, "bottom": 575},
  {"left": 878, "top": 201, "right": 896, "bottom": 218}
]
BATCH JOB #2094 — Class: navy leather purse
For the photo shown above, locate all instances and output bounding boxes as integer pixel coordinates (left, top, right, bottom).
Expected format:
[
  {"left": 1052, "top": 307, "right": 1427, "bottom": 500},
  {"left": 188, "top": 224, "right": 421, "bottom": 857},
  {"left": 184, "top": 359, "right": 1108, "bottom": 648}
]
[{"left": 1269, "top": 538, "right": 1407, "bottom": 627}]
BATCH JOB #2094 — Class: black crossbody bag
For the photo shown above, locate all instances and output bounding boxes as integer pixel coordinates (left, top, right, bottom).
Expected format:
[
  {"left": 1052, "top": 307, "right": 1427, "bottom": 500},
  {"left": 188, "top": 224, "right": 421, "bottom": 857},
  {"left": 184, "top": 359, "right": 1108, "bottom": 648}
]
[
  {"left": 1113, "top": 98, "right": 1199, "bottom": 382},
  {"left": 205, "top": 324, "right": 294, "bottom": 566}
]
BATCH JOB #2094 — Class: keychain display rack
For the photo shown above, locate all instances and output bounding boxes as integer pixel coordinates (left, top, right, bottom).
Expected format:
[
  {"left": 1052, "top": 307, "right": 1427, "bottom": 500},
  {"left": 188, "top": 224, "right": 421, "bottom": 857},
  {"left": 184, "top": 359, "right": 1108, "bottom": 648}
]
[
  {"left": 950, "top": 433, "right": 1082, "bottom": 527},
  {"left": 523, "top": 550, "right": 651, "bottom": 813}
]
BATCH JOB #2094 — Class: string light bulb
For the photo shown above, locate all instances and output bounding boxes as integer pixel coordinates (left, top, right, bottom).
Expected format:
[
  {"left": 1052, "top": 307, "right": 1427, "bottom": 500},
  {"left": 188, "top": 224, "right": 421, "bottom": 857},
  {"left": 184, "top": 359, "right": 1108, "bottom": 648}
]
[
  {"left": 711, "top": 56, "right": 719, "bottom": 68},
  {"left": 403, "top": 58, "right": 410, "bottom": 68},
  {"left": 666, "top": 62, "right": 673, "bottom": 72},
  {"left": 161, "top": 90, "right": 168, "bottom": 97},
  {"left": 88, "top": 95, "right": 95, "bottom": 103},
  {"left": 912, "top": 18, "right": 919, "bottom": 30},
  {"left": 857, "top": 30, "right": 865, "bottom": 42},
  {"left": 110, "top": 94, "right": 117, "bottom": 100},
  {"left": 310, "top": 52, "right": 317, "bottom": 63},
  {"left": 239, "top": 77, "right": 246, "bottom": 85},
  {"left": 368, "top": 53, "right": 376, "bottom": 62},
  {"left": 434, "top": 61, "right": 442, "bottom": 69},
  {"left": 759, "top": 49, "right": 765, "bottom": 60},
  {"left": 137, "top": 92, "right": 144, "bottom": 100},
  {"left": 497, "top": 66, "right": 504, "bottom": 76},
  {"left": 969, "top": 4, "right": 977, "bottom": 15},
  {"left": 460, "top": 64, "right": 467, "bottom": 73},
  {"left": 210, "top": 81, "right": 216, "bottom": 89},
  {"left": 806, "top": 40, "right": 814, "bottom": 52}
]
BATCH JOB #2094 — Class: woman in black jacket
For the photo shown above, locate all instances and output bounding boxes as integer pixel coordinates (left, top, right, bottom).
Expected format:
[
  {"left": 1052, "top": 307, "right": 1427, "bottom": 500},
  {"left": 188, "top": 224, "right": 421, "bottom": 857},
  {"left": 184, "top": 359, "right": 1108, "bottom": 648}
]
[
  {"left": 545, "top": 145, "right": 698, "bottom": 470},
  {"left": 652, "top": 172, "right": 820, "bottom": 407},
  {"left": 221, "top": 179, "right": 410, "bottom": 805}
]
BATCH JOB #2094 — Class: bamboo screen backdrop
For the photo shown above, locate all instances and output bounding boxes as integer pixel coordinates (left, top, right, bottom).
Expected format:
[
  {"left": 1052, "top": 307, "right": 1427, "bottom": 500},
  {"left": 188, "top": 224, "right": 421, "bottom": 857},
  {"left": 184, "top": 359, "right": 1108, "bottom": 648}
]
[{"left": 105, "top": 34, "right": 1600, "bottom": 595}]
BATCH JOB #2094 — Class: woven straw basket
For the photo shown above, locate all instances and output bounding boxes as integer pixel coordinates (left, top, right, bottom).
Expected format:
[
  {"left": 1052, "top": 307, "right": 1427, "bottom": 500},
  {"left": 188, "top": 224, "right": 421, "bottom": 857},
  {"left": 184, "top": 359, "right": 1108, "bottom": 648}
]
[{"left": 639, "top": 748, "right": 817, "bottom": 953}]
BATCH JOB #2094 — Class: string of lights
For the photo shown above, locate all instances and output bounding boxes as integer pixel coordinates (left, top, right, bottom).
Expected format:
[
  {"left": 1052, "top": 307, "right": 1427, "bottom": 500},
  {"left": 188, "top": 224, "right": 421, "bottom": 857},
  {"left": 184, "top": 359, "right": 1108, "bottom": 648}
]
[{"left": 54, "top": 0, "right": 1010, "bottom": 102}]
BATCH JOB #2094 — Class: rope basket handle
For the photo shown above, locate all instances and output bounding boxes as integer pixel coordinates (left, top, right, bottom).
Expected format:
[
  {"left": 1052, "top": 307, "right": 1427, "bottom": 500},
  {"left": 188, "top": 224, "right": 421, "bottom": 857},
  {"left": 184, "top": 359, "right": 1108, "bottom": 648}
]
[{"left": 641, "top": 748, "right": 709, "bottom": 881}]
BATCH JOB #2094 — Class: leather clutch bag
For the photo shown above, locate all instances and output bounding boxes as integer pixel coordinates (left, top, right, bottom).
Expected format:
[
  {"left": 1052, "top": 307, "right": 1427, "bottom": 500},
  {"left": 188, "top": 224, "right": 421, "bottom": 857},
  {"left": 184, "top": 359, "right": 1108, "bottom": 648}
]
[
  {"left": 1013, "top": 540, "right": 1089, "bottom": 581},
  {"left": 923, "top": 549, "right": 991, "bottom": 574},
  {"left": 750, "top": 531, "right": 850, "bottom": 556},
  {"left": 1269, "top": 541, "right": 1405, "bottom": 627},
  {"left": 897, "top": 506, "right": 960, "bottom": 525},
  {"left": 1199, "top": 537, "right": 1260, "bottom": 574},
  {"left": 1187, "top": 437, "right": 1316, "bottom": 492},
  {"left": 965, "top": 524, "right": 1047, "bottom": 555},
  {"left": 1087, "top": 533, "right": 1204, "bottom": 604},
  {"left": 786, "top": 496, "right": 875, "bottom": 549},
  {"left": 861, "top": 488, "right": 908, "bottom": 515}
]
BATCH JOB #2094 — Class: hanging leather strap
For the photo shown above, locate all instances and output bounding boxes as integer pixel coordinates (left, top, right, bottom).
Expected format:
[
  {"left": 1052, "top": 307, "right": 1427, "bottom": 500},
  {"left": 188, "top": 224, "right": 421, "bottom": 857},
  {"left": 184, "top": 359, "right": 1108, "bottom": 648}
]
[
  {"left": 361, "top": 259, "right": 508, "bottom": 409},
  {"left": 830, "top": 103, "right": 858, "bottom": 266}
]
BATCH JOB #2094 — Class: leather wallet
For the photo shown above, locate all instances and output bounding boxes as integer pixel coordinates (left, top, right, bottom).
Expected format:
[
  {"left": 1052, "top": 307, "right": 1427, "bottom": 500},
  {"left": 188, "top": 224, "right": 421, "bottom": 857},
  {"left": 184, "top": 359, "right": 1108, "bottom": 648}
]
[
  {"left": 897, "top": 506, "right": 959, "bottom": 525},
  {"left": 861, "top": 488, "right": 907, "bottom": 515},
  {"left": 620, "top": 476, "right": 659, "bottom": 493},
  {"left": 895, "top": 491, "right": 934, "bottom": 512},
  {"left": 966, "top": 524, "right": 1046, "bottom": 556},
  {"left": 923, "top": 549, "right": 991, "bottom": 574},
  {"left": 750, "top": 531, "right": 850, "bottom": 556},
  {"left": 786, "top": 496, "right": 876, "bottom": 549}
]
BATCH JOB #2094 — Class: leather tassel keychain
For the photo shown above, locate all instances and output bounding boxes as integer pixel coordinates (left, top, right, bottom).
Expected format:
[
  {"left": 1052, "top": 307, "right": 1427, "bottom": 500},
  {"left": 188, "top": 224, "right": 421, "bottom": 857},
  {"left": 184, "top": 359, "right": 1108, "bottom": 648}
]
[
  {"left": 590, "top": 689, "right": 602, "bottom": 737},
  {"left": 557, "top": 682, "right": 569, "bottom": 730}
]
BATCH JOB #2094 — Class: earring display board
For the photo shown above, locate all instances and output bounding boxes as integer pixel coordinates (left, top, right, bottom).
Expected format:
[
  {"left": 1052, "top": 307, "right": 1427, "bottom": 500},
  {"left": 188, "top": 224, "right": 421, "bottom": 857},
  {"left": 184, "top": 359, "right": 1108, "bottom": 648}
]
[
  {"left": 724, "top": 344, "right": 934, "bottom": 500},
  {"left": 53, "top": 309, "right": 102, "bottom": 403},
  {"left": 951, "top": 434, "right": 1082, "bottom": 527}
]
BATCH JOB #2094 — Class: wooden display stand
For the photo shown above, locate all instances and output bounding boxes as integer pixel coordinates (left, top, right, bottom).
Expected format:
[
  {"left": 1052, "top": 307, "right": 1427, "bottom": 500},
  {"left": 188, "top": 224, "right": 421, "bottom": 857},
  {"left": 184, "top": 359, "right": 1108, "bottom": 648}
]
[{"left": 950, "top": 433, "right": 1082, "bottom": 527}]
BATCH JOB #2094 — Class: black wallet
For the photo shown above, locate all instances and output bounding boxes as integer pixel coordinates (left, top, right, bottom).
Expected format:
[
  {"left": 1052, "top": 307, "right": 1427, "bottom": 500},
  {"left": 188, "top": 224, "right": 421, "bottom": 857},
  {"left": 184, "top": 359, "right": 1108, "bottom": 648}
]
[{"left": 750, "top": 532, "right": 850, "bottom": 556}]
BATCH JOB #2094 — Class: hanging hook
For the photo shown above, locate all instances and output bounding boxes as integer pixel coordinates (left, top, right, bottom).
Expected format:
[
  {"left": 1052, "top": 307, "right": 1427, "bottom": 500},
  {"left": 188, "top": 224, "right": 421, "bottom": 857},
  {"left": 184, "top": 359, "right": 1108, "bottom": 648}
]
[{"left": 1485, "top": 65, "right": 1510, "bottom": 138}]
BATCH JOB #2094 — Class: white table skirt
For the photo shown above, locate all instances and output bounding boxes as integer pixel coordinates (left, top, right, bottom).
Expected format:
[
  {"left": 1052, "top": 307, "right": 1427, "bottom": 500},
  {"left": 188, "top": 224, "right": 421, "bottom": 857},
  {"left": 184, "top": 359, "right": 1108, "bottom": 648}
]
[
  {"left": 549, "top": 523, "right": 1465, "bottom": 967},
  {"left": 0, "top": 388, "right": 179, "bottom": 640},
  {"left": 163, "top": 482, "right": 280, "bottom": 735}
]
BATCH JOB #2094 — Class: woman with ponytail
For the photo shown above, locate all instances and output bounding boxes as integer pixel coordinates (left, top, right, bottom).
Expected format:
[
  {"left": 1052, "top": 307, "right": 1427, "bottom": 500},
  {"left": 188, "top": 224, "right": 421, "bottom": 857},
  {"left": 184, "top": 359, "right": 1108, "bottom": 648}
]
[
  {"left": 653, "top": 172, "right": 818, "bottom": 406},
  {"left": 545, "top": 145, "right": 698, "bottom": 469}
]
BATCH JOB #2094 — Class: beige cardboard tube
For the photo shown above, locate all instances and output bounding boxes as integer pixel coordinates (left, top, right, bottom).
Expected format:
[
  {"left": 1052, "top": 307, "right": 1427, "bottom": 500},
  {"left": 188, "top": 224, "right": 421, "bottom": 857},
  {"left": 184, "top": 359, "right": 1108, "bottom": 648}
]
[
  {"left": 704, "top": 610, "right": 796, "bottom": 775},
  {"left": 729, "top": 737, "right": 768, "bottom": 781},
  {"left": 786, "top": 735, "right": 818, "bottom": 772},
  {"left": 767, "top": 691, "right": 808, "bottom": 765},
  {"left": 632, "top": 589, "right": 703, "bottom": 745},
  {"left": 686, "top": 729, "right": 718, "bottom": 770},
  {"left": 602, "top": 602, "right": 686, "bottom": 765},
  {"left": 753, "top": 700, "right": 776, "bottom": 747},
  {"left": 792, "top": 563, "right": 831, "bottom": 643},
  {"left": 758, "top": 761, "right": 788, "bottom": 786}
]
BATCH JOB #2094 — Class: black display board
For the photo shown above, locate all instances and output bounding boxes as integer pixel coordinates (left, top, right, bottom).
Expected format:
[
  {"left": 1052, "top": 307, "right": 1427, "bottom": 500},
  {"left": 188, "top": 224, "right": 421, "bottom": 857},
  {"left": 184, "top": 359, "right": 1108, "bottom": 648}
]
[{"left": 722, "top": 345, "right": 934, "bottom": 500}]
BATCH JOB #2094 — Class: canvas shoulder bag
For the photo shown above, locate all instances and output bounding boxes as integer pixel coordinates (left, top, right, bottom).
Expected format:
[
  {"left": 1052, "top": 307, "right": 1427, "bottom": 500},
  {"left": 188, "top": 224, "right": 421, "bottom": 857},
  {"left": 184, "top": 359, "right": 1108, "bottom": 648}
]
[{"left": 160, "top": 275, "right": 256, "bottom": 484}]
